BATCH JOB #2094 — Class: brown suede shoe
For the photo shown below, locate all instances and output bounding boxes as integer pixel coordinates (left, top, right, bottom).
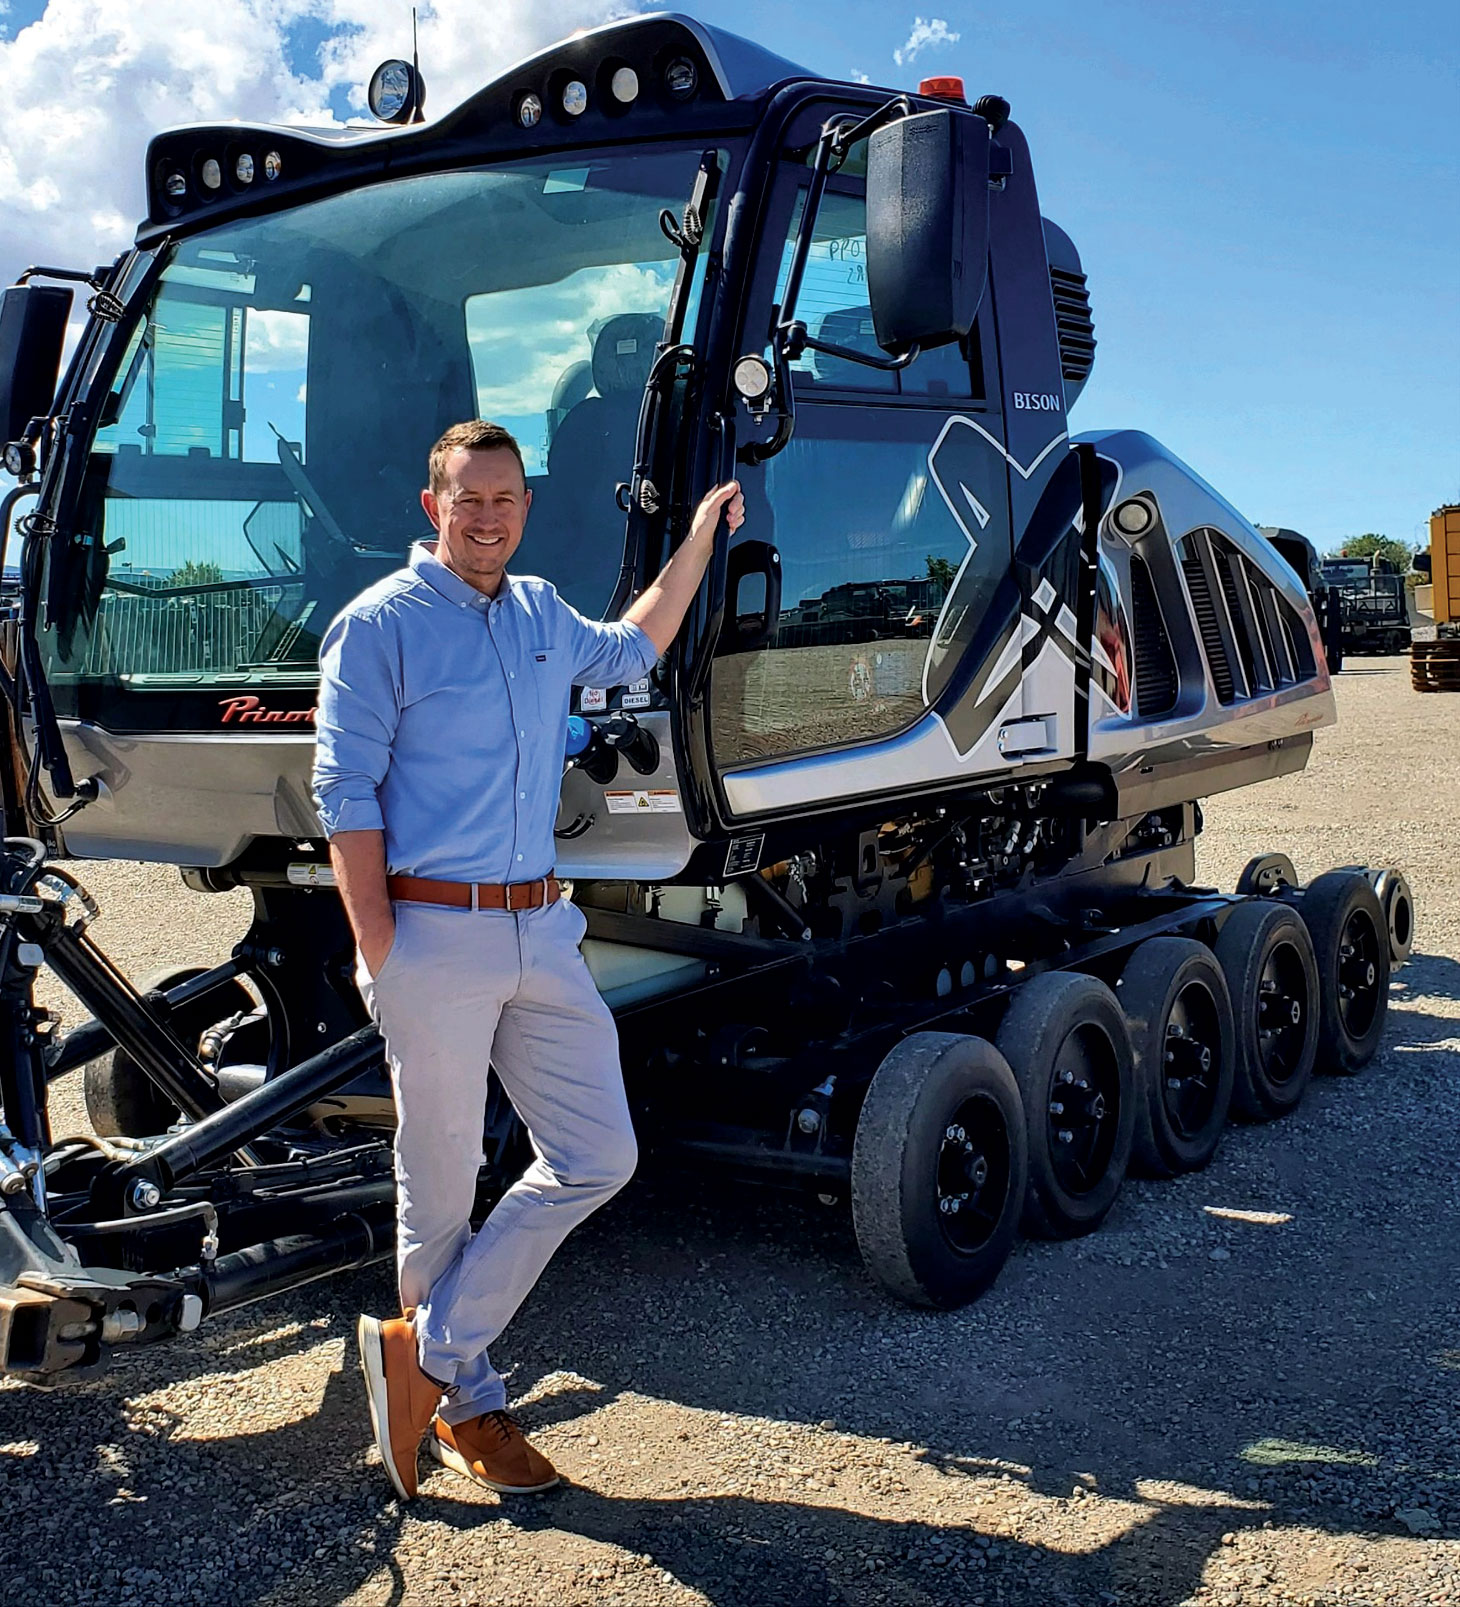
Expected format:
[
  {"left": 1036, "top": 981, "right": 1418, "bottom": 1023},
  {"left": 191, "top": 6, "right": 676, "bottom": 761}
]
[
  {"left": 429, "top": 1410, "right": 561, "bottom": 1494},
  {"left": 357, "top": 1313, "right": 442, "bottom": 1501}
]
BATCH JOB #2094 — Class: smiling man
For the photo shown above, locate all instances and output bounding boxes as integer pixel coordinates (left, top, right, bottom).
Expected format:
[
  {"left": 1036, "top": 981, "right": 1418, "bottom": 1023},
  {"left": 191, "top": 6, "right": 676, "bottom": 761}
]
[{"left": 312, "top": 419, "right": 742, "bottom": 1501}]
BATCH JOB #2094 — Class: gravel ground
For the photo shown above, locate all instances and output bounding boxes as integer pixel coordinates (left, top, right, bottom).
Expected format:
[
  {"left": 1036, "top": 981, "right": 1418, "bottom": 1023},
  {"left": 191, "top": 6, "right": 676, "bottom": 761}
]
[{"left": 3, "top": 655, "right": 1458, "bottom": 1607}]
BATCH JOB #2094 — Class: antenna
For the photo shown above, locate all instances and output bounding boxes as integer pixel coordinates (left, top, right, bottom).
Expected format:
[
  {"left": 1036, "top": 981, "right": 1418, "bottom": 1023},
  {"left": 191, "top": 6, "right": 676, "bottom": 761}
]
[{"left": 411, "top": 7, "right": 424, "bottom": 124}]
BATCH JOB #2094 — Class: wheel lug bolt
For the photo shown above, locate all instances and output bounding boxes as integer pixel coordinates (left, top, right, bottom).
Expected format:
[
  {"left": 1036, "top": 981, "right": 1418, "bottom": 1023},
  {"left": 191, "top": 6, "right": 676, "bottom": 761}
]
[
  {"left": 1166, "top": 1077, "right": 1183, "bottom": 1091},
  {"left": 1057, "top": 1128, "right": 1074, "bottom": 1144},
  {"left": 939, "top": 1197, "right": 953, "bottom": 1214},
  {"left": 1049, "top": 1101, "right": 1065, "bottom": 1116}
]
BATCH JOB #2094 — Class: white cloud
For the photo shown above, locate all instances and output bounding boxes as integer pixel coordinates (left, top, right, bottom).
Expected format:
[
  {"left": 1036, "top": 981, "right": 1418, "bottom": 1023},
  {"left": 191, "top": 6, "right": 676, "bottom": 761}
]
[
  {"left": 850, "top": 68, "right": 871, "bottom": 84},
  {"left": 893, "top": 16, "right": 961, "bottom": 68},
  {"left": 0, "top": 0, "right": 619, "bottom": 293}
]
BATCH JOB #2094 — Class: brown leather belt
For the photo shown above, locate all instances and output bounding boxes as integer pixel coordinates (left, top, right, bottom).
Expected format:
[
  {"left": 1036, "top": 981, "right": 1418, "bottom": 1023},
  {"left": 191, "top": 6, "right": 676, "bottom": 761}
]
[{"left": 386, "top": 874, "right": 561, "bottom": 911}]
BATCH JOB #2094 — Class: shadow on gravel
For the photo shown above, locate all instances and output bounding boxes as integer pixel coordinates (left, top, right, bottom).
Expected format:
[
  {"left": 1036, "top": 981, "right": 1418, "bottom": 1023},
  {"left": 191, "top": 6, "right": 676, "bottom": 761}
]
[
  {"left": 3, "top": 951, "right": 1457, "bottom": 1606},
  {"left": 421, "top": 1479, "right": 1264, "bottom": 1607}
]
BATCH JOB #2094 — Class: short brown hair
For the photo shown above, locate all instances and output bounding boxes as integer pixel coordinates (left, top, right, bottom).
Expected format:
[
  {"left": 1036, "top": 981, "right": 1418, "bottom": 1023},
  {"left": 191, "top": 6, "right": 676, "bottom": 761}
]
[{"left": 427, "top": 420, "right": 526, "bottom": 494}]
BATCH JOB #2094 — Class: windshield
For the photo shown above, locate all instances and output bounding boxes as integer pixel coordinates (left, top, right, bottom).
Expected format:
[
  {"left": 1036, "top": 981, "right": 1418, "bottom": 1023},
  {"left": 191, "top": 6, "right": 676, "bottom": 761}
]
[{"left": 41, "top": 146, "right": 718, "bottom": 695}]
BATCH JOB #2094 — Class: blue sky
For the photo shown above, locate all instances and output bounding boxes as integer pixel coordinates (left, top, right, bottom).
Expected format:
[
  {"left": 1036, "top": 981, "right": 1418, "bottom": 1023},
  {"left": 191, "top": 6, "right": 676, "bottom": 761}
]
[{"left": 2, "top": 0, "right": 1457, "bottom": 551}]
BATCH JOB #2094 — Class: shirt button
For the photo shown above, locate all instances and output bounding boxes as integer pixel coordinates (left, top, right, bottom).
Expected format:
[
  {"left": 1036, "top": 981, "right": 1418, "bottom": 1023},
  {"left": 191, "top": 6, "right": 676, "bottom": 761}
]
[
  {"left": 519, "top": 729, "right": 526, "bottom": 738},
  {"left": 509, "top": 672, "right": 515, "bottom": 679},
  {"left": 516, "top": 853, "right": 524, "bottom": 862},
  {"left": 519, "top": 791, "right": 526, "bottom": 799}
]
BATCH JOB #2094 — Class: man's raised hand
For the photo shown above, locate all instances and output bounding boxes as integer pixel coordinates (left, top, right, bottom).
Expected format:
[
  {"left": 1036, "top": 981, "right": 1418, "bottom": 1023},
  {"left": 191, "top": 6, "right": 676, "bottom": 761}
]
[{"left": 691, "top": 481, "right": 745, "bottom": 546}]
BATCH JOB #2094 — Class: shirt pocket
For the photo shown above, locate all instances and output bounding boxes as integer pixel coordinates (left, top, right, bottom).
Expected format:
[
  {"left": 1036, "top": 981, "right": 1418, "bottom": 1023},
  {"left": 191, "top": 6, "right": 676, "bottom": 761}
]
[{"left": 529, "top": 646, "right": 567, "bottom": 726}]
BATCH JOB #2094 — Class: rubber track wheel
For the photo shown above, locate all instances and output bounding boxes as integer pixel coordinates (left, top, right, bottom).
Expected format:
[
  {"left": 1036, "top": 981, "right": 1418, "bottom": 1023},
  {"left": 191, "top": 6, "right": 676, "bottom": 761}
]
[
  {"left": 1117, "top": 937, "right": 1236, "bottom": 1178},
  {"left": 851, "top": 1032, "right": 1027, "bottom": 1309},
  {"left": 995, "top": 972, "right": 1135, "bottom": 1240},
  {"left": 1214, "top": 902, "right": 1319, "bottom": 1121},
  {"left": 1299, "top": 870, "right": 1391, "bottom": 1075},
  {"left": 83, "top": 967, "right": 254, "bottom": 1138}
]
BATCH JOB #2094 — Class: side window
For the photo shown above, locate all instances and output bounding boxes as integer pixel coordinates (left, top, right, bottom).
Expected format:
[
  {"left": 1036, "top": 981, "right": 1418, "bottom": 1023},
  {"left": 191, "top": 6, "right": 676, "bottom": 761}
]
[{"left": 772, "top": 181, "right": 981, "bottom": 401}]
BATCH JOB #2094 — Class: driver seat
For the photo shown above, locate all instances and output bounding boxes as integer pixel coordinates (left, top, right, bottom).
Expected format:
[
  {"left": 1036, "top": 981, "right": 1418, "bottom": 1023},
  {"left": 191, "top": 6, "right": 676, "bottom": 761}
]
[{"left": 545, "top": 313, "right": 661, "bottom": 550}]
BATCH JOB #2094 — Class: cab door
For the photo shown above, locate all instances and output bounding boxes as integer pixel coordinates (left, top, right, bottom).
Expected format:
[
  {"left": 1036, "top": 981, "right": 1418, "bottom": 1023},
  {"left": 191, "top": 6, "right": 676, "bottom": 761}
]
[{"left": 708, "top": 138, "right": 1026, "bottom": 821}]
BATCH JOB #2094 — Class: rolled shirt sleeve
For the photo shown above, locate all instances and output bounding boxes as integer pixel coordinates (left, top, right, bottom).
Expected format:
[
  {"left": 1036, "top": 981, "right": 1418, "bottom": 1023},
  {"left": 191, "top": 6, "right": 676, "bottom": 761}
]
[
  {"left": 312, "top": 607, "right": 401, "bottom": 837},
  {"left": 561, "top": 605, "right": 659, "bottom": 689}
]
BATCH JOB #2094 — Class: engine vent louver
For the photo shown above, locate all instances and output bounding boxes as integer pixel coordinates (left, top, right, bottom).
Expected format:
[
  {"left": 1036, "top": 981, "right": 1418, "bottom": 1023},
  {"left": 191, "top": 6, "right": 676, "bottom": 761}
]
[
  {"left": 1128, "top": 556, "right": 1178, "bottom": 717},
  {"left": 1212, "top": 541, "right": 1259, "bottom": 693},
  {"left": 1180, "top": 544, "right": 1236, "bottom": 704},
  {"left": 1049, "top": 266, "right": 1096, "bottom": 383}
]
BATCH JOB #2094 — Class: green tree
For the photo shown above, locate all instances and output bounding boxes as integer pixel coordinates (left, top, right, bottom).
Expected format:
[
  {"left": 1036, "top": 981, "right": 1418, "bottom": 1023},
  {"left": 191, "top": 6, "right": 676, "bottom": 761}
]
[
  {"left": 168, "top": 559, "right": 225, "bottom": 589},
  {"left": 925, "top": 554, "right": 956, "bottom": 591},
  {"left": 1334, "top": 533, "right": 1413, "bottom": 572}
]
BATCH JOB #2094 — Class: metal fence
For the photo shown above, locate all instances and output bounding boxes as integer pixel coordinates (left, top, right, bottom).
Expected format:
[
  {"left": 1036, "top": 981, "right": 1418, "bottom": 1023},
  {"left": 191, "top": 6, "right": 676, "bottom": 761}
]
[{"left": 80, "top": 583, "right": 309, "bottom": 679}]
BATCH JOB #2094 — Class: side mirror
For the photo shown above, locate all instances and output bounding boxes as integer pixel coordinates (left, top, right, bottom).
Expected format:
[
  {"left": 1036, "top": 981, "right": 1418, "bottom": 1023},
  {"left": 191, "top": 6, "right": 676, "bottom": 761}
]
[
  {"left": 0, "top": 285, "right": 72, "bottom": 451},
  {"left": 865, "top": 108, "right": 990, "bottom": 354}
]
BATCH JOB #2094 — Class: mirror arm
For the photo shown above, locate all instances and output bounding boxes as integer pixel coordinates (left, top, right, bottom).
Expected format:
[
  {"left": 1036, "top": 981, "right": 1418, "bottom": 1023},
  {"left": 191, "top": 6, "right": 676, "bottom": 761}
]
[
  {"left": 782, "top": 322, "right": 920, "bottom": 372},
  {"left": 826, "top": 95, "right": 915, "bottom": 163}
]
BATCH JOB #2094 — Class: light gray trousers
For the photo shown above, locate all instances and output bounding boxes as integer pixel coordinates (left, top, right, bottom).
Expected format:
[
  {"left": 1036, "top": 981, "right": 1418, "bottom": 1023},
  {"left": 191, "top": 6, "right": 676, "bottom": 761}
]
[{"left": 358, "top": 895, "right": 636, "bottom": 1425}]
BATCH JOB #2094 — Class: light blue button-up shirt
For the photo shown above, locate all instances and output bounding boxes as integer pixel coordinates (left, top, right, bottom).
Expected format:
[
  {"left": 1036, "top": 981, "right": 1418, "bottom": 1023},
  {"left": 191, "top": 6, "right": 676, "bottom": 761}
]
[{"left": 312, "top": 542, "right": 657, "bottom": 882}]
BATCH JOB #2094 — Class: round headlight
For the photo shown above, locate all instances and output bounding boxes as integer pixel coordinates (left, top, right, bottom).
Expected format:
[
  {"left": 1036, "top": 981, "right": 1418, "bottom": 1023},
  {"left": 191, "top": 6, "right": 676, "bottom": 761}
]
[
  {"left": 263, "top": 151, "right": 283, "bottom": 182},
  {"left": 164, "top": 171, "right": 188, "bottom": 199},
  {"left": 201, "top": 158, "right": 222, "bottom": 191},
  {"left": 368, "top": 59, "right": 412, "bottom": 122},
  {"left": 561, "top": 79, "right": 588, "bottom": 117},
  {"left": 235, "top": 153, "right": 255, "bottom": 185},
  {"left": 664, "top": 57, "right": 698, "bottom": 98},
  {"left": 517, "top": 92, "right": 543, "bottom": 128},
  {"left": 610, "top": 66, "right": 640, "bottom": 104},
  {"left": 733, "top": 355, "right": 773, "bottom": 402},
  {"left": 1113, "top": 499, "right": 1154, "bottom": 536}
]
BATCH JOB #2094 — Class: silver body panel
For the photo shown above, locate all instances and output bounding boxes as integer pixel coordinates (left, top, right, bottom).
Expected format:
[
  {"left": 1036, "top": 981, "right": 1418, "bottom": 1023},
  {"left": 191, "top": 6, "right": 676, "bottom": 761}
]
[{"left": 51, "top": 432, "right": 1332, "bottom": 868}]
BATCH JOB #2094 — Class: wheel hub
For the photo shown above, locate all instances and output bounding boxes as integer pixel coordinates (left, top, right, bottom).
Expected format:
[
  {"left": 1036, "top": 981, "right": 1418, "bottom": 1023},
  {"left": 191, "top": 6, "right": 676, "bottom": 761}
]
[
  {"left": 1253, "top": 944, "right": 1308, "bottom": 1084},
  {"left": 1335, "top": 913, "right": 1382, "bottom": 1037},
  {"left": 934, "top": 1096, "right": 1011, "bottom": 1252},
  {"left": 1043, "top": 1027, "right": 1119, "bottom": 1195}
]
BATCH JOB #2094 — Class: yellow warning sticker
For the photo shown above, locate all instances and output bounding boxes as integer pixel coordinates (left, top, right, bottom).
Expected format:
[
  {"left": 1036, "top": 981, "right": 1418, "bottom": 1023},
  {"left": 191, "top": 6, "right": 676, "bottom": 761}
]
[{"left": 604, "top": 789, "right": 681, "bottom": 815}]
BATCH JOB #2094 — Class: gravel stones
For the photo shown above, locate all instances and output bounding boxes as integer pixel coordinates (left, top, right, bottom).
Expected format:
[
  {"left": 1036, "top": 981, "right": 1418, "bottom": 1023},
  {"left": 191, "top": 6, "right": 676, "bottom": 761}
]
[{"left": 4, "top": 656, "right": 1460, "bottom": 1605}]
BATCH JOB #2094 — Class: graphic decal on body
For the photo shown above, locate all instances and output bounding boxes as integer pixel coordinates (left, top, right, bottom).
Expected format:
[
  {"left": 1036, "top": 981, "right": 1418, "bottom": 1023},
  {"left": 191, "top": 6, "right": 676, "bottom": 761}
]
[{"left": 922, "top": 416, "right": 1075, "bottom": 759}]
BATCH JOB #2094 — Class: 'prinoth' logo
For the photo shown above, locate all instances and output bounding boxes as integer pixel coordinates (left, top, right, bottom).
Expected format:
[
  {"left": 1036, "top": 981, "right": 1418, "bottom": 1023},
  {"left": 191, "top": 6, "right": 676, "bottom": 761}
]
[
  {"left": 219, "top": 695, "right": 317, "bottom": 726},
  {"left": 1012, "top": 391, "right": 1063, "bottom": 412}
]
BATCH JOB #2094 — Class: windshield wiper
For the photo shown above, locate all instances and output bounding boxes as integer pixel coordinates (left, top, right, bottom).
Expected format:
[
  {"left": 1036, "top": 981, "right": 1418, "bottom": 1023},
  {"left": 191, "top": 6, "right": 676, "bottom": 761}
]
[{"left": 270, "top": 426, "right": 352, "bottom": 550}]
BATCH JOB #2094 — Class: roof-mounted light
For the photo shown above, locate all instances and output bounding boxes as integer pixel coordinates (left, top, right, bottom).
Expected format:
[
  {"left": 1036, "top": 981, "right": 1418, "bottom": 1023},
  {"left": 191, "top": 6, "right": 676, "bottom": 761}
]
[
  {"left": 918, "top": 75, "right": 967, "bottom": 103},
  {"left": 610, "top": 65, "right": 640, "bottom": 104},
  {"left": 517, "top": 91, "right": 543, "bottom": 128},
  {"left": 369, "top": 58, "right": 426, "bottom": 124},
  {"left": 235, "top": 153, "right": 255, "bottom": 185},
  {"left": 200, "top": 158, "right": 222, "bottom": 191},
  {"left": 263, "top": 151, "right": 283, "bottom": 182},
  {"left": 561, "top": 78, "right": 588, "bottom": 117},
  {"left": 164, "top": 172, "right": 187, "bottom": 200},
  {"left": 664, "top": 57, "right": 698, "bottom": 98}
]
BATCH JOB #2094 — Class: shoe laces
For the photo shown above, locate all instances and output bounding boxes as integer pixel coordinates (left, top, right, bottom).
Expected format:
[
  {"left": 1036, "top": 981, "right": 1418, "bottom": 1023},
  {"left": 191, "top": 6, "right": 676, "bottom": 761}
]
[{"left": 475, "top": 1409, "right": 521, "bottom": 1447}]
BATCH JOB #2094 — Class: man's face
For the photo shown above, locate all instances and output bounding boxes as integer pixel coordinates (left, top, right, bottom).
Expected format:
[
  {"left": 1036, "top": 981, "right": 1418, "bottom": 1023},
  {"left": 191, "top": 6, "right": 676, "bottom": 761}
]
[{"left": 421, "top": 446, "right": 531, "bottom": 596}]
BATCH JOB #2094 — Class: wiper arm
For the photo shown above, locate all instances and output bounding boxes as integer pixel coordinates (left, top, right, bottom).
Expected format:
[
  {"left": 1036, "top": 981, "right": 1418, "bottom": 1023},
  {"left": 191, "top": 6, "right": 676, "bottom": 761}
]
[{"left": 270, "top": 427, "right": 352, "bottom": 549}]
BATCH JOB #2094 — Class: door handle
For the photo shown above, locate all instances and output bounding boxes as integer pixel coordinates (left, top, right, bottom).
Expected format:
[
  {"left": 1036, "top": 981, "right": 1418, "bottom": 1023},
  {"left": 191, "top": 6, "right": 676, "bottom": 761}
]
[{"left": 716, "top": 540, "right": 782, "bottom": 657}]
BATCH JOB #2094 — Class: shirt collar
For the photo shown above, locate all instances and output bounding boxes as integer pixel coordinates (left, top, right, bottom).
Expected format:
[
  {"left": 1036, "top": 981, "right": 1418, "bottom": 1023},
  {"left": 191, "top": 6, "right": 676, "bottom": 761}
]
[{"left": 409, "top": 541, "right": 513, "bottom": 610}]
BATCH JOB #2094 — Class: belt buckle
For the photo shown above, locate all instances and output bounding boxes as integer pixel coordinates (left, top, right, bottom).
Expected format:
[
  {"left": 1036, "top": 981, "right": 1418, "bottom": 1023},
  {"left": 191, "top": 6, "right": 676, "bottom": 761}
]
[{"left": 505, "top": 881, "right": 521, "bottom": 912}]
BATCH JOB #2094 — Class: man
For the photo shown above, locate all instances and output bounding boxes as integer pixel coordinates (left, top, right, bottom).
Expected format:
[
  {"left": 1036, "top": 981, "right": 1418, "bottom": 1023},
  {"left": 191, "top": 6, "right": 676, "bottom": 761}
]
[{"left": 313, "top": 419, "right": 743, "bottom": 1501}]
